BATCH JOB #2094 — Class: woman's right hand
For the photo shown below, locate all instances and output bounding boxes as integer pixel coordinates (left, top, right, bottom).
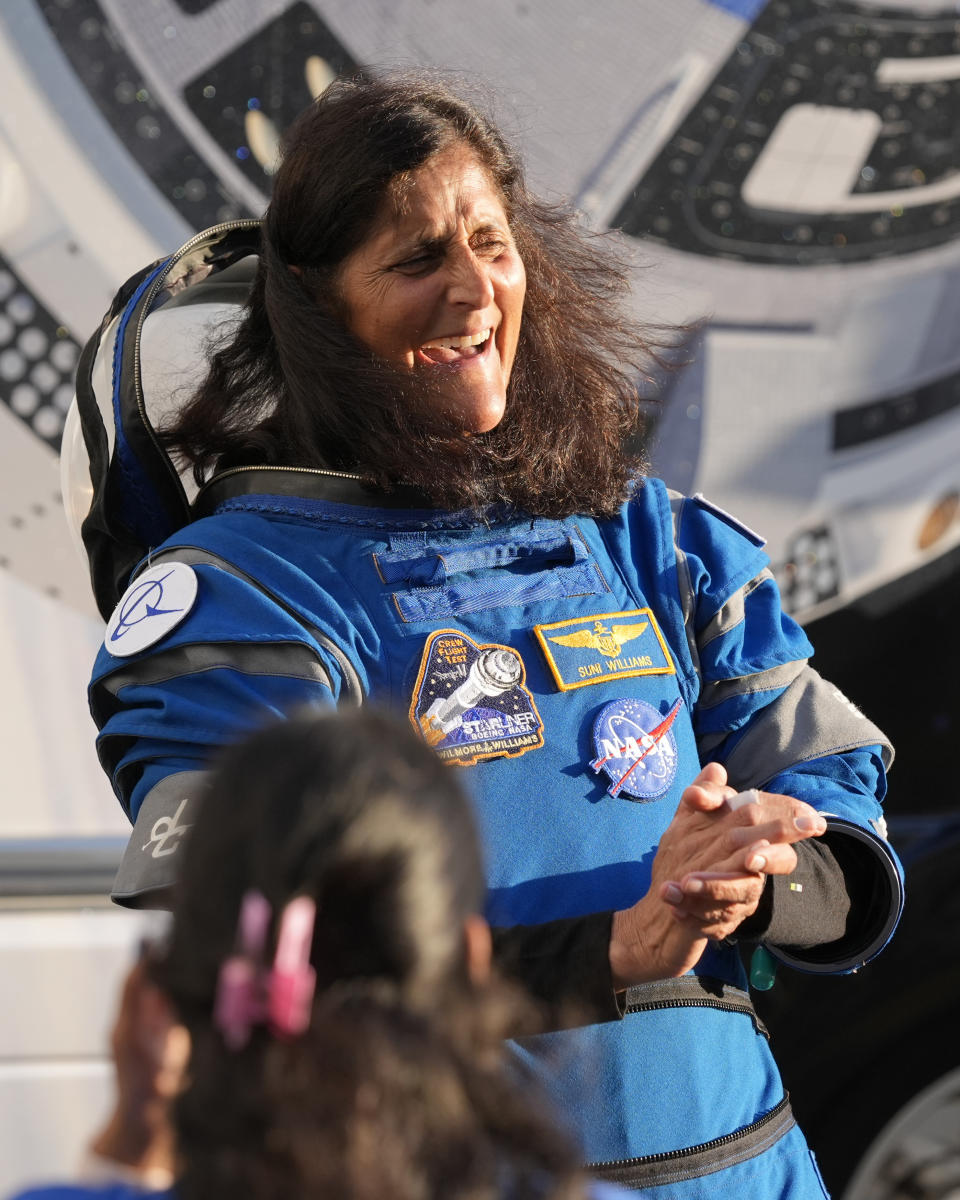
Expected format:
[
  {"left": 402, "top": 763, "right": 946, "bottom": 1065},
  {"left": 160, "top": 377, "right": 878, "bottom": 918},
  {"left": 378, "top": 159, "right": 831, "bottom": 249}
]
[{"left": 608, "top": 763, "right": 827, "bottom": 990}]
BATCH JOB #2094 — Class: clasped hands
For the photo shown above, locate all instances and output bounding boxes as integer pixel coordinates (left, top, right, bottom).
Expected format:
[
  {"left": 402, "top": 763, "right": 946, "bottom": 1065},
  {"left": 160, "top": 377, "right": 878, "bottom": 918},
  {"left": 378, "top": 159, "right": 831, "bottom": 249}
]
[{"left": 609, "top": 762, "right": 826, "bottom": 990}]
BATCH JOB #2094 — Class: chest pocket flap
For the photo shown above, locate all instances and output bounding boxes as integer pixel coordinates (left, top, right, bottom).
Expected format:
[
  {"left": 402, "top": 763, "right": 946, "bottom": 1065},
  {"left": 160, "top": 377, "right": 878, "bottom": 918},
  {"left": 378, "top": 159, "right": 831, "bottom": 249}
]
[{"left": 376, "top": 528, "right": 608, "bottom": 622}]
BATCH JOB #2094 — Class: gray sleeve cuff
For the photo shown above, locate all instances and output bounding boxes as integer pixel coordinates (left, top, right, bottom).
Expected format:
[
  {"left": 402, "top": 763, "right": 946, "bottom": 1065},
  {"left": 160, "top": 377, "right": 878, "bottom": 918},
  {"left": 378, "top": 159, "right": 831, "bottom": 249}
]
[{"left": 111, "top": 770, "right": 208, "bottom": 909}]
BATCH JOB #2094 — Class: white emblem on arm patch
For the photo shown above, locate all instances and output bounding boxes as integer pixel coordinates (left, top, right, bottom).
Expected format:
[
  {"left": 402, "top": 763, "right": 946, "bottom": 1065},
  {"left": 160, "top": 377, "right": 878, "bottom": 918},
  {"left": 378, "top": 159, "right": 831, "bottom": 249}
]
[{"left": 105, "top": 561, "right": 198, "bottom": 657}]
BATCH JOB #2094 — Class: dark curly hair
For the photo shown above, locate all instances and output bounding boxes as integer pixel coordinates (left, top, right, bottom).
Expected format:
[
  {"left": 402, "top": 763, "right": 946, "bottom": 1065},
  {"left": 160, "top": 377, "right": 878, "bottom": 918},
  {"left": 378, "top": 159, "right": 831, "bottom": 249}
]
[
  {"left": 162, "top": 72, "right": 670, "bottom": 517},
  {"left": 156, "top": 709, "right": 588, "bottom": 1200}
]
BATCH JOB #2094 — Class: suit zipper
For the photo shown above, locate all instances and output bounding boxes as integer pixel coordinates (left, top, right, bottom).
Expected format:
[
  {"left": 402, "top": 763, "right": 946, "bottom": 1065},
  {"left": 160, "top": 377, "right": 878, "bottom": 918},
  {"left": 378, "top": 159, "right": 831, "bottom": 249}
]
[
  {"left": 587, "top": 1094, "right": 791, "bottom": 1174},
  {"left": 622, "top": 993, "right": 770, "bottom": 1039}
]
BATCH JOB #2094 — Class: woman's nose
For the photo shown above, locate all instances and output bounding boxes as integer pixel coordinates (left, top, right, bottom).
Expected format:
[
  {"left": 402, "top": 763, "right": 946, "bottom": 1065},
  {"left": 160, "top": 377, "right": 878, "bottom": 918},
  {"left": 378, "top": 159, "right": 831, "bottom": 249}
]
[{"left": 446, "top": 247, "right": 495, "bottom": 308}]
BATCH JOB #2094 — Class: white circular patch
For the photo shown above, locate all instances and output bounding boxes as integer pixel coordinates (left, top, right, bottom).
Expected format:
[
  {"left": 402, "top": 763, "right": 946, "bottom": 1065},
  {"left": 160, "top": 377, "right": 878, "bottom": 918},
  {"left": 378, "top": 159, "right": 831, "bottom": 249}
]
[{"left": 105, "top": 561, "right": 198, "bottom": 657}]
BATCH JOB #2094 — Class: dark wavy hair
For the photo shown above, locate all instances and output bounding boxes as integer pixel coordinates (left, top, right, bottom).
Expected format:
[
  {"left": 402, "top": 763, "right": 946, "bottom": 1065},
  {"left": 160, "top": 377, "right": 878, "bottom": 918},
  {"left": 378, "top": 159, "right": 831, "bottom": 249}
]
[
  {"left": 156, "top": 710, "right": 586, "bottom": 1200},
  {"left": 162, "top": 72, "right": 669, "bottom": 517}
]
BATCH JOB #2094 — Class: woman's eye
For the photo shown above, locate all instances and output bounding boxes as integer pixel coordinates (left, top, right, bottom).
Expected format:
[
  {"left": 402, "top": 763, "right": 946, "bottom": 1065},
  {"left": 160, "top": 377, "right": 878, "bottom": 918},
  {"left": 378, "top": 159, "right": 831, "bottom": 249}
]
[
  {"left": 394, "top": 253, "right": 438, "bottom": 275},
  {"left": 473, "top": 235, "right": 508, "bottom": 256}
]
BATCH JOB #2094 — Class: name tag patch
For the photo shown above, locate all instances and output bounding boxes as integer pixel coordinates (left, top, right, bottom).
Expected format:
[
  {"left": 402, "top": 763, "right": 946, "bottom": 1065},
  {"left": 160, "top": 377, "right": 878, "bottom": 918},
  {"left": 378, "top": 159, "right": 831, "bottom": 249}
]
[
  {"left": 533, "top": 607, "right": 675, "bottom": 691},
  {"left": 410, "top": 629, "right": 544, "bottom": 767},
  {"left": 591, "top": 697, "right": 682, "bottom": 800}
]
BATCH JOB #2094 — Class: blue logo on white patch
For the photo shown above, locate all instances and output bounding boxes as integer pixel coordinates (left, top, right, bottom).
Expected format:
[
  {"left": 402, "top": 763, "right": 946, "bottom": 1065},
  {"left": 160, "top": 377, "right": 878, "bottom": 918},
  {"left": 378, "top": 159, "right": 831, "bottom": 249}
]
[
  {"left": 591, "top": 697, "right": 682, "bottom": 800},
  {"left": 105, "top": 561, "right": 198, "bottom": 657}
]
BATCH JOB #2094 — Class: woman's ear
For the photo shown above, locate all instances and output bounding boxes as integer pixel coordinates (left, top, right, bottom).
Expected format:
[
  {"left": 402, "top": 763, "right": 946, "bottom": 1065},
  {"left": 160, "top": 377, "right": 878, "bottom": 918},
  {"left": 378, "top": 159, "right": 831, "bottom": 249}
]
[{"left": 463, "top": 914, "right": 493, "bottom": 985}]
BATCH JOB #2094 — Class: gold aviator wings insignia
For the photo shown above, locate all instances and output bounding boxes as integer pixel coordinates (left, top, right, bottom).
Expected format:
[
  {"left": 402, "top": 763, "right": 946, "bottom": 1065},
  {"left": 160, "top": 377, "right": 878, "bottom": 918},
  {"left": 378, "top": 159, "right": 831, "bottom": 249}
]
[{"left": 549, "top": 620, "right": 649, "bottom": 658}]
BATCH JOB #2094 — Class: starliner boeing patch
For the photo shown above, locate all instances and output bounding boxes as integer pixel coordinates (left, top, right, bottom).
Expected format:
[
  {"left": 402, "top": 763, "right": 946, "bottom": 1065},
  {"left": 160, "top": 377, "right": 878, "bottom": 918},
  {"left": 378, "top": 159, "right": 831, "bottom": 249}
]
[
  {"left": 533, "top": 607, "right": 675, "bottom": 691},
  {"left": 591, "top": 697, "right": 682, "bottom": 800},
  {"left": 105, "top": 561, "right": 198, "bottom": 657},
  {"left": 410, "top": 629, "right": 543, "bottom": 767}
]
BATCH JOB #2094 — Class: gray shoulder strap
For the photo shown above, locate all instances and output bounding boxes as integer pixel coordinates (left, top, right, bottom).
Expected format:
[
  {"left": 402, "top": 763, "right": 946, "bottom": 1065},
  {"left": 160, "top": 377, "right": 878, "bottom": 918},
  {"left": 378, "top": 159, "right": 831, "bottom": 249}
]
[
  {"left": 721, "top": 666, "right": 894, "bottom": 790},
  {"left": 667, "top": 490, "right": 701, "bottom": 679},
  {"left": 145, "top": 545, "right": 364, "bottom": 706}
]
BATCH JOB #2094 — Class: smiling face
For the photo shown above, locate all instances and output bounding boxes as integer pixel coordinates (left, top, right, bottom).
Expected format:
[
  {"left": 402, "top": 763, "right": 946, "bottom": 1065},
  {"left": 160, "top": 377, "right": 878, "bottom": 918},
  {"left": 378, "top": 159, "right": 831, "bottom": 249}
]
[{"left": 335, "top": 144, "right": 527, "bottom": 434}]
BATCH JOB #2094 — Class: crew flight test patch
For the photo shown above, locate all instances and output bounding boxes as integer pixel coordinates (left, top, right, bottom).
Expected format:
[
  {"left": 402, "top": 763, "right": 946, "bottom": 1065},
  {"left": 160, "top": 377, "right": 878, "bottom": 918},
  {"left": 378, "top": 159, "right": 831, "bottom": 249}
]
[
  {"left": 410, "top": 629, "right": 543, "bottom": 766},
  {"left": 533, "top": 608, "right": 675, "bottom": 691}
]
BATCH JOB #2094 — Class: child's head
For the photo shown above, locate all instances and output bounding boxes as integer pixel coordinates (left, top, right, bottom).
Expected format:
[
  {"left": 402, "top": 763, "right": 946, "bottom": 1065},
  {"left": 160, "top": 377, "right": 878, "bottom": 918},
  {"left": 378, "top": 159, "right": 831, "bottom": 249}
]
[
  {"left": 161, "top": 707, "right": 486, "bottom": 1023},
  {"left": 152, "top": 708, "right": 581, "bottom": 1200}
]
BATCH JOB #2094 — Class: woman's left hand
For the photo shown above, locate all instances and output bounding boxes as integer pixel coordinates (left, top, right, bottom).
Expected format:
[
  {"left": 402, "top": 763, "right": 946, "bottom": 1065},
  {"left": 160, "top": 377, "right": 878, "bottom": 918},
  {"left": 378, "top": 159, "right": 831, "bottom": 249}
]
[
  {"left": 659, "top": 784, "right": 825, "bottom": 941},
  {"left": 609, "top": 764, "right": 826, "bottom": 987}
]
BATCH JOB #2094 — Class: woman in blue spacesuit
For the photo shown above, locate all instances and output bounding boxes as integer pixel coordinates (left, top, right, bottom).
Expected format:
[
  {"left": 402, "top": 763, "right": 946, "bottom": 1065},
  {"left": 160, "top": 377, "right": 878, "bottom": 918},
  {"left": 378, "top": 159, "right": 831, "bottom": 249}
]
[{"left": 86, "top": 73, "right": 903, "bottom": 1195}]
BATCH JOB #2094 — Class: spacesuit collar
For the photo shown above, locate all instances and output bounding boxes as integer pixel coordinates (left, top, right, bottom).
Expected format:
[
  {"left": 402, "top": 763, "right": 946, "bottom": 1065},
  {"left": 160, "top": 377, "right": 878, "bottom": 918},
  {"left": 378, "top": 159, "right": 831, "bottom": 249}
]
[{"left": 193, "top": 465, "right": 436, "bottom": 518}]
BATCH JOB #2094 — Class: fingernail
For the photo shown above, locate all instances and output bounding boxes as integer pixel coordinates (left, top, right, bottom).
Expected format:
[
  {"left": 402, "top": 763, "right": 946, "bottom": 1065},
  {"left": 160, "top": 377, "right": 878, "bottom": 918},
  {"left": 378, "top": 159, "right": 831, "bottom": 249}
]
[
  {"left": 747, "top": 853, "right": 767, "bottom": 872},
  {"left": 684, "top": 878, "right": 704, "bottom": 895},
  {"left": 795, "top": 816, "right": 827, "bottom": 834},
  {"left": 663, "top": 883, "right": 683, "bottom": 904}
]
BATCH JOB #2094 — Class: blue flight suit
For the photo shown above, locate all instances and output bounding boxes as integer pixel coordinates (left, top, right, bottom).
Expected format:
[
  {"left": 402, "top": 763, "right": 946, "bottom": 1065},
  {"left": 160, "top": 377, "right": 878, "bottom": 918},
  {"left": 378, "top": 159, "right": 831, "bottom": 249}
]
[{"left": 90, "top": 472, "right": 903, "bottom": 1196}]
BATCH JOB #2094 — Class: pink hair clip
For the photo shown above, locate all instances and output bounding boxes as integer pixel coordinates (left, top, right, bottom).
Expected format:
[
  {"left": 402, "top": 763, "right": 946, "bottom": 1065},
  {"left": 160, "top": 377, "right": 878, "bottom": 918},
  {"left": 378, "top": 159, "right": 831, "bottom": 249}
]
[
  {"left": 267, "top": 895, "right": 317, "bottom": 1039},
  {"left": 213, "top": 889, "right": 271, "bottom": 1051}
]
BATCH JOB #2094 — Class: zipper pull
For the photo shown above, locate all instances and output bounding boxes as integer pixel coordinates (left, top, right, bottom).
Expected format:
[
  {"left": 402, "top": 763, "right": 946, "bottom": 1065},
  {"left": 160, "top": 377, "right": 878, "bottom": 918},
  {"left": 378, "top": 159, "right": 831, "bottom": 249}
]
[{"left": 749, "top": 945, "right": 777, "bottom": 991}]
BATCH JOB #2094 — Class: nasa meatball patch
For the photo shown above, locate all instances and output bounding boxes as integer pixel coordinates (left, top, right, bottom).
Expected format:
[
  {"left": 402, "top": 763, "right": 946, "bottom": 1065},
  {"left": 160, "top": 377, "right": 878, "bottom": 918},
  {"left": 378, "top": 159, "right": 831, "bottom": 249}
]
[
  {"left": 410, "top": 629, "right": 543, "bottom": 766},
  {"left": 591, "top": 697, "right": 682, "bottom": 800}
]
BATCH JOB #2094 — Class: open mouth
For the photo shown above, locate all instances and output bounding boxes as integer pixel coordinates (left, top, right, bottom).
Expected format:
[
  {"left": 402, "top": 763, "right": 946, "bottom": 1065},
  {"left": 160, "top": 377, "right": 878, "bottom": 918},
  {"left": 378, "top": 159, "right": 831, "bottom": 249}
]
[{"left": 418, "top": 327, "right": 493, "bottom": 365}]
